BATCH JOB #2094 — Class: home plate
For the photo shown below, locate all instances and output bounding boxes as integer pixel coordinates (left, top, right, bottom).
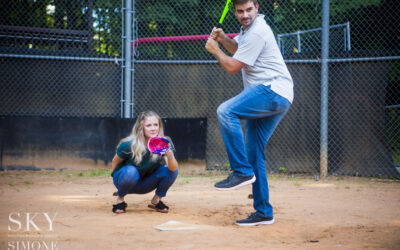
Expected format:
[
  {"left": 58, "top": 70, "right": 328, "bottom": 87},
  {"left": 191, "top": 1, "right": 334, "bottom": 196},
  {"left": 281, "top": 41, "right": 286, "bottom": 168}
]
[{"left": 153, "top": 220, "right": 199, "bottom": 231}]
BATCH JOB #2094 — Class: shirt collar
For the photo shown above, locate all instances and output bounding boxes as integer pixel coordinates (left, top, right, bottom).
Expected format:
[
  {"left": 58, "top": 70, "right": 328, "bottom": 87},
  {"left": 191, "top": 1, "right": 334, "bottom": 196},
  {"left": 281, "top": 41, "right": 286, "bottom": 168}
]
[{"left": 241, "top": 14, "right": 265, "bottom": 34}]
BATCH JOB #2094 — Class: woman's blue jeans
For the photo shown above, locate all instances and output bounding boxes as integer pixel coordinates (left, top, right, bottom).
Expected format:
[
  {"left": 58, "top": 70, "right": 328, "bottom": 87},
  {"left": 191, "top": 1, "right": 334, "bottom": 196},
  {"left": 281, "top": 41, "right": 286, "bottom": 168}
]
[
  {"left": 217, "top": 84, "right": 291, "bottom": 218},
  {"left": 113, "top": 165, "right": 178, "bottom": 198}
]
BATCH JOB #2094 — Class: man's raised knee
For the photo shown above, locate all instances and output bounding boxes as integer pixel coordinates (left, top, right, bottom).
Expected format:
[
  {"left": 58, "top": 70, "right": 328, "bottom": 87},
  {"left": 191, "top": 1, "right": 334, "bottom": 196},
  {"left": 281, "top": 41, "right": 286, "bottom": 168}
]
[{"left": 217, "top": 103, "right": 229, "bottom": 119}]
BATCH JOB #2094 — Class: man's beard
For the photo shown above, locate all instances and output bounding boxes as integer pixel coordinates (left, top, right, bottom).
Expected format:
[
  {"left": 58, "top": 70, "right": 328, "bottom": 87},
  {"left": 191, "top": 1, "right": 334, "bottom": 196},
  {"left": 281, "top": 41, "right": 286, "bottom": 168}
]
[{"left": 241, "top": 18, "right": 251, "bottom": 26}]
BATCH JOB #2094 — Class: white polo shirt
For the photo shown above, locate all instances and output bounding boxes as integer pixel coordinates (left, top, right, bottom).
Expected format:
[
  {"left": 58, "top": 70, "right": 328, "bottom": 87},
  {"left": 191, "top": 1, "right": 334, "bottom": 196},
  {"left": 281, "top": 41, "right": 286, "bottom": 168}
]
[{"left": 233, "top": 15, "right": 293, "bottom": 103}]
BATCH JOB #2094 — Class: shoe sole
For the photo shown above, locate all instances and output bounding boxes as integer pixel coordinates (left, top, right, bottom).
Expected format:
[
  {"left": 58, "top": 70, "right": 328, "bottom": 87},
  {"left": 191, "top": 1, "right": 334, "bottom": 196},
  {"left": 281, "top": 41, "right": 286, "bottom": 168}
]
[
  {"left": 214, "top": 175, "right": 256, "bottom": 191},
  {"left": 235, "top": 218, "right": 275, "bottom": 226},
  {"left": 148, "top": 204, "right": 169, "bottom": 213}
]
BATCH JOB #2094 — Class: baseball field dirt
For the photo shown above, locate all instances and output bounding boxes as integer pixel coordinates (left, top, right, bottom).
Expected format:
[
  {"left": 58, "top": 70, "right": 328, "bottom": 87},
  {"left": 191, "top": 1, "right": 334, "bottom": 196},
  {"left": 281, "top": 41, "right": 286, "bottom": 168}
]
[{"left": 1, "top": 162, "right": 399, "bottom": 250}]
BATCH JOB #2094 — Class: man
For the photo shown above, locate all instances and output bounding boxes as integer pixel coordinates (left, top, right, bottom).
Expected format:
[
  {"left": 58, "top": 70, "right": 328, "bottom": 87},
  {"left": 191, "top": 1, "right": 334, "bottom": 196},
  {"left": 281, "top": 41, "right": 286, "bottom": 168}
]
[{"left": 205, "top": 0, "right": 293, "bottom": 226}]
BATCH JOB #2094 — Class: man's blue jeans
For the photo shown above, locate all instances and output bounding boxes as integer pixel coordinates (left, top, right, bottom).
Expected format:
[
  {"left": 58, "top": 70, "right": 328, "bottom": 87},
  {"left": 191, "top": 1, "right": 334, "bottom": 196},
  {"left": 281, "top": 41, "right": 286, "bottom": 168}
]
[
  {"left": 113, "top": 165, "right": 178, "bottom": 198},
  {"left": 217, "top": 84, "right": 291, "bottom": 218}
]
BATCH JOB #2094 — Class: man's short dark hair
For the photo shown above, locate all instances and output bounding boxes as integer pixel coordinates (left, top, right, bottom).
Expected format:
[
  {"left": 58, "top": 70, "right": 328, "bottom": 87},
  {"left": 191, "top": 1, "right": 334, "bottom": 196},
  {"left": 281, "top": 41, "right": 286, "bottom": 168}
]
[{"left": 233, "top": 0, "right": 258, "bottom": 7}]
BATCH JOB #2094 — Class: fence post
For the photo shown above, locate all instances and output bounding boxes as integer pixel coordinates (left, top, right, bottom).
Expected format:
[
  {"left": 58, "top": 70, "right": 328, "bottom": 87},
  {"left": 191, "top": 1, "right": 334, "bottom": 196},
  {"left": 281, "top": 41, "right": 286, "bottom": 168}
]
[
  {"left": 123, "top": 0, "right": 133, "bottom": 118},
  {"left": 277, "top": 35, "right": 281, "bottom": 50},
  {"left": 131, "top": 0, "right": 135, "bottom": 116},
  {"left": 297, "top": 30, "right": 301, "bottom": 53},
  {"left": 87, "top": 0, "right": 93, "bottom": 52},
  {"left": 320, "top": 0, "right": 330, "bottom": 179},
  {"left": 347, "top": 22, "right": 351, "bottom": 51}
]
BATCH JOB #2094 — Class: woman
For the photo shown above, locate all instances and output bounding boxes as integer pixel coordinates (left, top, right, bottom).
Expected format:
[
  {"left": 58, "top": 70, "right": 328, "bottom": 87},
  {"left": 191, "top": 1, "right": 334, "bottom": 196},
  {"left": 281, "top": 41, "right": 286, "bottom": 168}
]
[{"left": 111, "top": 111, "right": 178, "bottom": 214}]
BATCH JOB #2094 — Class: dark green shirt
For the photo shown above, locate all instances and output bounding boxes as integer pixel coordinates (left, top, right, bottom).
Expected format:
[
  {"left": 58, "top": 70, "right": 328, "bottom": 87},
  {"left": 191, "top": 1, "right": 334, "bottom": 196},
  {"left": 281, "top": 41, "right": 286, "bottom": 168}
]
[{"left": 111, "top": 140, "right": 164, "bottom": 178}]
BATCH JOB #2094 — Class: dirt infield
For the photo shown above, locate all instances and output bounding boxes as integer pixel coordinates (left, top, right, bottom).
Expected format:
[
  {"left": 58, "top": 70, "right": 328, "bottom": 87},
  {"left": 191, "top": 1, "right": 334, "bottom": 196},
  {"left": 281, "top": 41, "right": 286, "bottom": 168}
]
[{"left": 1, "top": 164, "right": 399, "bottom": 250}]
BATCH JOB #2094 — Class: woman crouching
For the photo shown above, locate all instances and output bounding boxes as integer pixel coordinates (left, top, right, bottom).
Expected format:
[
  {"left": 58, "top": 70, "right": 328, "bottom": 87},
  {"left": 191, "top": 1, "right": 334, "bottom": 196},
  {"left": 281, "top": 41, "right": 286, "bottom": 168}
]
[{"left": 111, "top": 110, "right": 178, "bottom": 214}]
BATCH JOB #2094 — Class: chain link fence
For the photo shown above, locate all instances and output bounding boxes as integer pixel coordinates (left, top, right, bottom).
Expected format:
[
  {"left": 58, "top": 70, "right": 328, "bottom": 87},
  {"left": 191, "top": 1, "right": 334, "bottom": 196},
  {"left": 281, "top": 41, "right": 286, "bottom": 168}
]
[
  {"left": 0, "top": 0, "right": 121, "bottom": 117},
  {"left": 1, "top": 0, "right": 399, "bottom": 178},
  {"left": 326, "top": 0, "right": 400, "bottom": 177}
]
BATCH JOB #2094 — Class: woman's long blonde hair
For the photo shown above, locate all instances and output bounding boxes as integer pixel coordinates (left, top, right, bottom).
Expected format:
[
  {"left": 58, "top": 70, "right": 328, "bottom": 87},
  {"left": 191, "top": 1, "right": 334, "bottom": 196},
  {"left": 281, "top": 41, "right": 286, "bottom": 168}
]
[{"left": 119, "top": 111, "right": 164, "bottom": 165}]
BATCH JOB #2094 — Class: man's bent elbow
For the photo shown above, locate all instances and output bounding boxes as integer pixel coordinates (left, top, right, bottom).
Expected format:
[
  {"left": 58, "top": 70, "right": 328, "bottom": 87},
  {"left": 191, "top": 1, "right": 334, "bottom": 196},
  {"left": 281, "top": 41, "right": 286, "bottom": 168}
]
[
  {"left": 225, "top": 59, "right": 243, "bottom": 74},
  {"left": 227, "top": 67, "right": 241, "bottom": 75}
]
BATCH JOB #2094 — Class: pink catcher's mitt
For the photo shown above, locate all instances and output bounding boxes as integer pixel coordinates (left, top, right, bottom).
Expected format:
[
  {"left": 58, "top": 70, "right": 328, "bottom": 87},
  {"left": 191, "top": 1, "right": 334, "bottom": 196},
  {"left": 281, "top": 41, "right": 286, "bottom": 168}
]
[{"left": 148, "top": 136, "right": 170, "bottom": 155}]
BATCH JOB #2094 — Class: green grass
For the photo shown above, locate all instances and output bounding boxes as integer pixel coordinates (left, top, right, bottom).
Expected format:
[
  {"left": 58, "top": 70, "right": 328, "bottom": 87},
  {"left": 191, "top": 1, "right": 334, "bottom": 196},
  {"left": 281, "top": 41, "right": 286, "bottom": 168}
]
[
  {"left": 224, "top": 163, "right": 230, "bottom": 170},
  {"left": 213, "top": 178, "right": 224, "bottom": 184},
  {"left": 294, "top": 182, "right": 302, "bottom": 187},
  {"left": 269, "top": 175, "right": 279, "bottom": 181},
  {"left": 88, "top": 169, "right": 111, "bottom": 177},
  {"left": 286, "top": 176, "right": 305, "bottom": 181},
  {"left": 3, "top": 169, "right": 113, "bottom": 178},
  {"left": 393, "top": 152, "right": 400, "bottom": 164},
  {"left": 179, "top": 179, "right": 191, "bottom": 185},
  {"left": 8, "top": 183, "right": 20, "bottom": 192},
  {"left": 64, "top": 169, "right": 112, "bottom": 178}
]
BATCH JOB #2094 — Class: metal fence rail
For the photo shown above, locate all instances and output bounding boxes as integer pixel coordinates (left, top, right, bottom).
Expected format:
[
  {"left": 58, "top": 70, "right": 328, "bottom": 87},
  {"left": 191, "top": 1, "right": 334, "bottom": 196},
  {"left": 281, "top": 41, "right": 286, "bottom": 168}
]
[
  {"left": 278, "top": 22, "right": 351, "bottom": 55},
  {"left": 0, "top": 0, "right": 399, "bottom": 178}
]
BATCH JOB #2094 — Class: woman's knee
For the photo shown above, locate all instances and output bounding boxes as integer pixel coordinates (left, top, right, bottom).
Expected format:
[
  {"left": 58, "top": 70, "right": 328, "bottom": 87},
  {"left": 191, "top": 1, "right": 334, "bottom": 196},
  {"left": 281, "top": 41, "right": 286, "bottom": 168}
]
[
  {"left": 119, "top": 166, "right": 139, "bottom": 186},
  {"left": 170, "top": 168, "right": 178, "bottom": 179},
  {"left": 159, "top": 165, "right": 178, "bottom": 177}
]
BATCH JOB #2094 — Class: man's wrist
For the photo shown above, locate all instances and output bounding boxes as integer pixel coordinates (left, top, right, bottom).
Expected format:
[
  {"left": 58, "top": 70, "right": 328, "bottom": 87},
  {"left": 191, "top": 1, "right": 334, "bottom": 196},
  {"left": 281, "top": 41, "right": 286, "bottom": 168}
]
[{"left": 214, "top": 49, "right": 225, "bottom": 59}]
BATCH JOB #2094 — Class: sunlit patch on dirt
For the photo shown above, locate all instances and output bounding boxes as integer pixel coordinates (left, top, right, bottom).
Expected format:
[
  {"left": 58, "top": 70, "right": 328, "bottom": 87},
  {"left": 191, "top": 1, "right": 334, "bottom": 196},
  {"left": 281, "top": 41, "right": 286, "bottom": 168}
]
[
  {"left": 304, "top": 183, "right": 335, "bottom": 188},
  {"left": 43, "top": 195, "right": 100, "bottom": 203}
]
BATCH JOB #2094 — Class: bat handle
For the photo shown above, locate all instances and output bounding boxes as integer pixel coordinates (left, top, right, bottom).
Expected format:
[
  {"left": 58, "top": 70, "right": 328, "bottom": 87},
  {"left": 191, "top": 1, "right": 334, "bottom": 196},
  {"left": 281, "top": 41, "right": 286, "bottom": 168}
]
[{"left": 216, "top": 23, "right": 222, "bottom": 29}]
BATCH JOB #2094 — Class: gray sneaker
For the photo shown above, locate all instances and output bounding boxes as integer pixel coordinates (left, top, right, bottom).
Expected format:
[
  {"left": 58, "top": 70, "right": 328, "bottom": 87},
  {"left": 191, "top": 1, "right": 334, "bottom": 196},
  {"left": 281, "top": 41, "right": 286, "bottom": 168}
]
[
  {"left": 235, "top": 212, "right": 275, "bottom": 226},
  {"left": 214, "top": 172, "right": 256, "bottom": 191}
]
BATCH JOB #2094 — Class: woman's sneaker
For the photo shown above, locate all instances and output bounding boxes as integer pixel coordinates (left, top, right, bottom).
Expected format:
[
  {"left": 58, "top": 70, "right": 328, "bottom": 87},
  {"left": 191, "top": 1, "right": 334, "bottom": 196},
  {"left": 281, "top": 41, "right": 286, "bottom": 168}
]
[
  {"left": 235, "top": 212, "right": 275, "bottom": 226},
  {"left": 214, "top": 172, "right": 256, "bottom": 190}
]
